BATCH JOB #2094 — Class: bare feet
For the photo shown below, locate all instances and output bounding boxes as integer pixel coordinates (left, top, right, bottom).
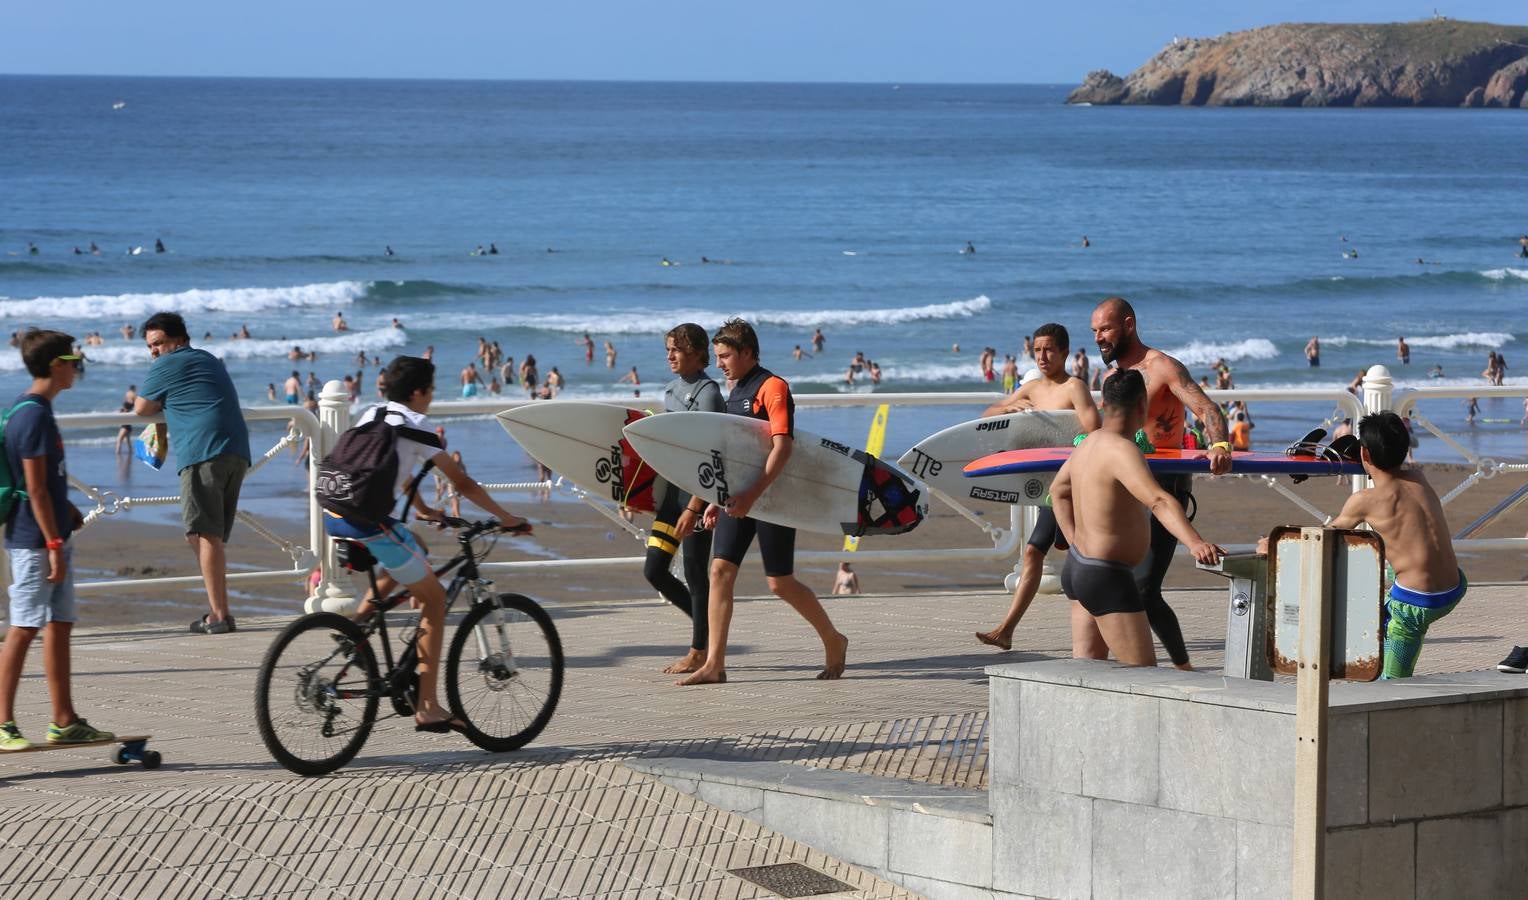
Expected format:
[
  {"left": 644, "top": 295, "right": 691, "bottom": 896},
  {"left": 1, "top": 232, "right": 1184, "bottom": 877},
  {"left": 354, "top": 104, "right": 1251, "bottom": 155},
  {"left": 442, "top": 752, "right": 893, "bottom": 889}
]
[
  {"left": 676, "top": 667, "right": 727, "bottom": 686},
  {"left": 817, "top": 632, "right": 849, "bottom": 680},
  {"left": 975, "top": 630, "right": 1013, "bottom": 651},
  {"left": 662, "top": 649, "right": 706, "bottom": 675}
]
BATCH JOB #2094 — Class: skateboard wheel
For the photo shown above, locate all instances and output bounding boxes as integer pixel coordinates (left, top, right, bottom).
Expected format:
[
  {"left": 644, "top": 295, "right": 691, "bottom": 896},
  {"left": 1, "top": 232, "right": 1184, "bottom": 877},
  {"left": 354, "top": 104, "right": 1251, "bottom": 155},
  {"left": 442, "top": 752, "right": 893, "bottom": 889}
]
[
  {"left": 141, "top": 750, "right": 162, "bottom": 769},
  {"left": 112, "top": 747, "right": 130, "bottom": 765}
]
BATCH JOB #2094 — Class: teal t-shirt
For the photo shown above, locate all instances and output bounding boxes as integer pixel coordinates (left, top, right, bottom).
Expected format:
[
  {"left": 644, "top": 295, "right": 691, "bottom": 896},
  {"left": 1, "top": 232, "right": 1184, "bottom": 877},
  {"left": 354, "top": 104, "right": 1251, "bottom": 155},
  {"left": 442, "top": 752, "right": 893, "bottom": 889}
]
[{"left": 139, "top": 346, "right": 251, "bottom": 471}]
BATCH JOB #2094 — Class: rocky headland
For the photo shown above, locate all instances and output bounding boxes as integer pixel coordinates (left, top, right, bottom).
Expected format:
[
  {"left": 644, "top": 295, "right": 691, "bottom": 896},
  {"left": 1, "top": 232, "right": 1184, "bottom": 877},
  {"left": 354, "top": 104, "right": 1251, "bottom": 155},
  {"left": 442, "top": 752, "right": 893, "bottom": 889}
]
[{"left": 1068, "top": 20, "right": 1528, "bottom": 107}]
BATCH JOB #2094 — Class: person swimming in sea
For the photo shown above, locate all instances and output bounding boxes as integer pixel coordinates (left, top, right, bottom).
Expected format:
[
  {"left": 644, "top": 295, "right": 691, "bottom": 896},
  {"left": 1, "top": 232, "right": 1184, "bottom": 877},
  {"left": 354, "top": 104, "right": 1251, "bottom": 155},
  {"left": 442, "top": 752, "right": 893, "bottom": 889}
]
[
  {"left": 488, "top": 243, "right": 499, "bottom": 255},
  {"left": 962, "top": 241, "right": 975, "bottom": 255},
  {"left": 384, "top": 245, "right": 395, "bottom": 257},
  {"left": 154, "top": 238, "right": 166, "bottom": 254},
  {"left": 27, "top": 242, "right": 38, "bottom": 256}
]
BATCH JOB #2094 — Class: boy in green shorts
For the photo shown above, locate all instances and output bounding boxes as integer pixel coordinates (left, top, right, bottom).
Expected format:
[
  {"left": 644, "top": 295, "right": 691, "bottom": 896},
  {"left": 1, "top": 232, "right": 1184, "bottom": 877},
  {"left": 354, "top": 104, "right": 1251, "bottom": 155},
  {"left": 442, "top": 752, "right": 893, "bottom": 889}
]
[
  {"left": 0, "top": 330, "right": 114, "bottom": 749},
  {"left": 1327, "top": 411, "right": 1465, "bottom": 679}
]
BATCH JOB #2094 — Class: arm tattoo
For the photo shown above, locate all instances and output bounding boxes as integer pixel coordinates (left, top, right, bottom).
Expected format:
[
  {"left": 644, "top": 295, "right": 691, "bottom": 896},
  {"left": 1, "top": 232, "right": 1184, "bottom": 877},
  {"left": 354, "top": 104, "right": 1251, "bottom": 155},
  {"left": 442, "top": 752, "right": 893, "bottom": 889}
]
[{"left": 1169, "top": 357, "right": 1228, "bottom": 443}]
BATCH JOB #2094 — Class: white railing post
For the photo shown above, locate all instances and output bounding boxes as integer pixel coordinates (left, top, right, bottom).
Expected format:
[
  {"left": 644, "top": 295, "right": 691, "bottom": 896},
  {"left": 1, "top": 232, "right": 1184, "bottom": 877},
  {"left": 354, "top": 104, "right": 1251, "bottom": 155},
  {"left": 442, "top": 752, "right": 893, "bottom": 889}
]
[
  {"left": 1362, "top": 364, "right": 1393, "bottom": 415},
  {"left": 306, "top": 381, "right": 355, "bottom": 614}
]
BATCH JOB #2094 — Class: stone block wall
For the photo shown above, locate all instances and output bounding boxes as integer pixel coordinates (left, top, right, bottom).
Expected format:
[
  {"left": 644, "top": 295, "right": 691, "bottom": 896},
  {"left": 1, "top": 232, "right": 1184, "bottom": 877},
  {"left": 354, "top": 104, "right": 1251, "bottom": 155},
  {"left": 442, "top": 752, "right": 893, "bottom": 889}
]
[{"left": 988, "top": 661, "right": 1528, "bottom": 900}]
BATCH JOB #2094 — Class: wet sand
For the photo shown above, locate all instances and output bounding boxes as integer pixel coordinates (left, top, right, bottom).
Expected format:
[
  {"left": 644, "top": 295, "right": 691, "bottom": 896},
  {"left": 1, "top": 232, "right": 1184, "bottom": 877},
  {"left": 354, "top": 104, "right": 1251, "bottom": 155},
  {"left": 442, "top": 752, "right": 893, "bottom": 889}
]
[{"left": 50, "top": 463, "right": 1528, "bottom": 629}]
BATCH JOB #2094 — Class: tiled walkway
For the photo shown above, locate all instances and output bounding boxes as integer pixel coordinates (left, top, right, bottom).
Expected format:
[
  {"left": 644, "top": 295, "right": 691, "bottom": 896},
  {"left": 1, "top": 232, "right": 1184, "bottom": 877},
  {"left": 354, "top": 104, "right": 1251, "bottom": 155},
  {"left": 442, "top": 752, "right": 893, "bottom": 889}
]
[{"left": 2, "top": 582, "right": 1520, "bottom": 898}]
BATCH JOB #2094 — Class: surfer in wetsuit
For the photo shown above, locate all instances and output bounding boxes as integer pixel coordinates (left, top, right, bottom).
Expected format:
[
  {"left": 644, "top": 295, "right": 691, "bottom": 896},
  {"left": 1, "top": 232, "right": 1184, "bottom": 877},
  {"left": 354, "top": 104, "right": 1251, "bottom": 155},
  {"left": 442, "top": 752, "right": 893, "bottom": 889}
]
[
  {"left": 976, "top": 323, "right": 1101, "bottom": 652},
  {"left": 647, "top": 323, "right": 725, "bottom": 675},
  {"left": 154, "top": 239, "right": 165, "bottom": 254},
  {"left": 1051, "top": 369, "right": 1223, "bottom": 665},
  {"left": 1090, "top": 296, "right": 1231, "bottom": 670},
  {"left": 27, "top": 242, "right": 38, "bottom": 256},
  {"left": 678, "top": 318, "right": 849, "bottom": 686}
]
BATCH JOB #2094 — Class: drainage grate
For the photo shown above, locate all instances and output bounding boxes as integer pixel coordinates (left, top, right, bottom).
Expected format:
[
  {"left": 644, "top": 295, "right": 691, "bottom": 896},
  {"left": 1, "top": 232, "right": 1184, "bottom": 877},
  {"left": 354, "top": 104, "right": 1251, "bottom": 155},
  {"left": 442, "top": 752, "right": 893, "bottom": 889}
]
[{"left": 729, "top": 862, "right": 855, "bottom": 897}]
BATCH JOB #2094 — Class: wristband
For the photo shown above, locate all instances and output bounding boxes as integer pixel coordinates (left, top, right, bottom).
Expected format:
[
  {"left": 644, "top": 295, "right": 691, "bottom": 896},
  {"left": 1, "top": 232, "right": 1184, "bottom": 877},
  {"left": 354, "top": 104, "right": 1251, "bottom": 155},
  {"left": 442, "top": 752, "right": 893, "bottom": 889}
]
[
  {"left": 1209, "top": 441, "right": 1232, "bottom": 453},
  {"left": 45, "top": 538, "right": 64, "bottom": 551}
]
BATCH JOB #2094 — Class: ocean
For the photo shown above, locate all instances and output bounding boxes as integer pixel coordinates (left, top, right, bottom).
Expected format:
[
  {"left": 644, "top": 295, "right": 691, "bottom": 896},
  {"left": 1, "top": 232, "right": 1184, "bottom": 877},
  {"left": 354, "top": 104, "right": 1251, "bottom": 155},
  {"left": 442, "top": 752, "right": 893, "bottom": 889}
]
[{"left": 2, "top": 76, "right": 1525, "bottom": 506}]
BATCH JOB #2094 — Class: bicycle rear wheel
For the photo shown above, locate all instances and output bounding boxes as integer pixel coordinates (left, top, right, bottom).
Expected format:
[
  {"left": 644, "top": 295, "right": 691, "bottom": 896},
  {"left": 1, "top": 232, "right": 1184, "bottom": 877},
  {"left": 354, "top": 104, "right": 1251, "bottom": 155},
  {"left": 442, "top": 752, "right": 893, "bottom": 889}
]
[
  {"left": 446, "top": 593, "right": 564, "bottom": 752},
  {"left": 255, "top": 612, "right": 380, "bottom": 776}
]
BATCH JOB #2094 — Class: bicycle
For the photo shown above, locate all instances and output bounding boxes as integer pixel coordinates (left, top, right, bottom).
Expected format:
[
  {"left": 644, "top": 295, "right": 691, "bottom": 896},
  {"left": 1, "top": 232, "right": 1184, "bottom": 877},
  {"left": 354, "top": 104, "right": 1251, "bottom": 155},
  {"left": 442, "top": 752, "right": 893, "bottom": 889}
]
[{"left": 255, "top": 517, "right": 563, "bottom": 776}]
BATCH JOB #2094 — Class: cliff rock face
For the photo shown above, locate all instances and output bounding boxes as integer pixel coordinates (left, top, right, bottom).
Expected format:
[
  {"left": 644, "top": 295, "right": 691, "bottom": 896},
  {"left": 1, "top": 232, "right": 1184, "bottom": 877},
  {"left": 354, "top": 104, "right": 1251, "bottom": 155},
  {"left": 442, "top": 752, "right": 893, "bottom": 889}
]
[{"left": 1068, "top": 20, "right": 1528, "bottom": 107}]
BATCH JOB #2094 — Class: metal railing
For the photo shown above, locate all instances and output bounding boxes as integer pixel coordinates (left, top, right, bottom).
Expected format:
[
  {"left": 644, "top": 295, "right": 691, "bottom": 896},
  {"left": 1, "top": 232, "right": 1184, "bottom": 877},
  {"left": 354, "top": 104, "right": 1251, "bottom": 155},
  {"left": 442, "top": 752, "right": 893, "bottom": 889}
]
[{"left": 39, "top": 366, "right": 1525, "bottom": 612}]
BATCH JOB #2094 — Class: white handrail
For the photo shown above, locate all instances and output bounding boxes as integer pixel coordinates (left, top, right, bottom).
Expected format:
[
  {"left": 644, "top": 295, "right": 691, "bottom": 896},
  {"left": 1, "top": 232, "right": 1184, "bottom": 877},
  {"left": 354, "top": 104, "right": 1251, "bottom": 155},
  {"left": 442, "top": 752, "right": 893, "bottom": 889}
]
[{"left": 39, "top": 370, "right": 1526, "bottom": 611}]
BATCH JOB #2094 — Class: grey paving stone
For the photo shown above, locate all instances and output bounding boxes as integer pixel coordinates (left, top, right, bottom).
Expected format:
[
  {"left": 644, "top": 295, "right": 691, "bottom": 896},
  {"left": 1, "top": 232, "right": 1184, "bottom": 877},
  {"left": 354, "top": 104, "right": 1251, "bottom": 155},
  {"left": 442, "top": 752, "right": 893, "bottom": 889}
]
[
  {"left": 1016, "top": 679, "right": 1159, "bottom": 805},
  {"left": 1090, "top": 800, "right": 1236, "bottom": 900},
  {"left": 1234, "top": 819, "right": 1291, "bottom": 900},
  {"left": 1368, "top": 700, "right": 1503, "bottom": 821},
  {"left": 1158, "top": 698, "right": 1293, "bottom": 825},
  {"left": 990, "top": 785, "right": 1090, "bottom": 900},
  {"left": 1323, "top": 823, "right": 1415, "bottom": 899}
]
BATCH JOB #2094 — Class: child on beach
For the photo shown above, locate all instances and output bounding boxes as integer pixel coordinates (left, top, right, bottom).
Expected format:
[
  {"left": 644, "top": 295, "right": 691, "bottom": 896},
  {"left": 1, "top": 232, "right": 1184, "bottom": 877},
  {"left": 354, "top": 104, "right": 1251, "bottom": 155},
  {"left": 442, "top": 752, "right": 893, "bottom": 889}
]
[
  {"left": 0, "top": 330, "right": 114, "bottom": 749},
  {"left": 1326, "top": 412, "right": 1465, "bottom": 679}
]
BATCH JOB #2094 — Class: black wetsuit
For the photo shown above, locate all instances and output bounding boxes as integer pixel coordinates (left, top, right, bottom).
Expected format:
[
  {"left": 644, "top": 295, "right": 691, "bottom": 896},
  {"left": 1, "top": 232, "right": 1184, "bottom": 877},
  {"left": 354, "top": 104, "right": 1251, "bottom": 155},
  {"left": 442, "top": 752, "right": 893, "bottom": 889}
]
[{"left": 1142, "top": 473, "right": 1192, "bottom": 665}]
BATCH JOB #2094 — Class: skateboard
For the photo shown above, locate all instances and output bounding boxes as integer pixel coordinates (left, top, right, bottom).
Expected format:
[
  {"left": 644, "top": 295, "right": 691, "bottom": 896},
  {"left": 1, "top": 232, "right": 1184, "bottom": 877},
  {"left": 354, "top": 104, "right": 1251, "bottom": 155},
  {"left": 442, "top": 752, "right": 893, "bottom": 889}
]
[{"left": 1, "top": 735, "right": 160, "bottom": 768}]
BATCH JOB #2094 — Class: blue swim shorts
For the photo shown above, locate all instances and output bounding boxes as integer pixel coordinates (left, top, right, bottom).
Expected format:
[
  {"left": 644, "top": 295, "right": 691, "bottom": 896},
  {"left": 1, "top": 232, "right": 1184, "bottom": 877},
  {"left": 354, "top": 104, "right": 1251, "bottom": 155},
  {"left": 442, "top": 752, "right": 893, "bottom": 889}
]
[
  {"left": 323, "top": 514, "right": 432, "bottom": 586},
  {"left": 8, "top": 544, "right": 77, "bottom": 628}
]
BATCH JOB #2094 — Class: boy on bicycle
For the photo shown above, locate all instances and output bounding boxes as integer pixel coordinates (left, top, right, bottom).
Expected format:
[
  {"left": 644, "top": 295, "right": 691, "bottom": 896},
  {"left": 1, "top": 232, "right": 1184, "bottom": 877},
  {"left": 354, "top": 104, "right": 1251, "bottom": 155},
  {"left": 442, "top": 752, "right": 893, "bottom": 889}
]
[{"left": 322, "top": 356, "right": 529, "bottom": 732}]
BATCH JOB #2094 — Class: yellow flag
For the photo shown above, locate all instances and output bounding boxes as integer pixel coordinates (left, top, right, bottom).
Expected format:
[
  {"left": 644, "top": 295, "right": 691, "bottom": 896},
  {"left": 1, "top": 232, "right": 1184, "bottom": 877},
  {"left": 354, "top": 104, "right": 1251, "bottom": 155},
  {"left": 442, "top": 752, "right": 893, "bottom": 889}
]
[{"left": 843, "top": 403, "right": 891, "bottom": 552}]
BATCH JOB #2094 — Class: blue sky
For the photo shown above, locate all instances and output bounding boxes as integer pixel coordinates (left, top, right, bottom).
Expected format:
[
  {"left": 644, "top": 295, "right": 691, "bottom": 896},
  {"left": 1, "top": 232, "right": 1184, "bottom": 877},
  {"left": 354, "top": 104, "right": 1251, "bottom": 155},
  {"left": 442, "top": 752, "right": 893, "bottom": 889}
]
[{"left": 4, "top": 1, "right": 1521, "bottom": 82}]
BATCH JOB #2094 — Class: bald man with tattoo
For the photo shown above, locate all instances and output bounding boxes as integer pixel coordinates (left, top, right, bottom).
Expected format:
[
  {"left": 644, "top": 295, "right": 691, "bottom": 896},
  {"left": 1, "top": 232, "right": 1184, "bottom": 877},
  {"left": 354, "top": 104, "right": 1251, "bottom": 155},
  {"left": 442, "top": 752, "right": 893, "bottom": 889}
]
[{"left": 1089, "top": 297, "right": 1231, "bottom": 670}]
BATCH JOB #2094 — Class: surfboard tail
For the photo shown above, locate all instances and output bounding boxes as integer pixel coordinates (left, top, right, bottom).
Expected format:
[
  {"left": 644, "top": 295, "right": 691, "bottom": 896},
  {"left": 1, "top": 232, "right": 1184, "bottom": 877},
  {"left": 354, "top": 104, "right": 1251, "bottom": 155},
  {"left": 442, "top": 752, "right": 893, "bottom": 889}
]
[{"left": 846, "top": 459, "right": 923, "bottom": 537}]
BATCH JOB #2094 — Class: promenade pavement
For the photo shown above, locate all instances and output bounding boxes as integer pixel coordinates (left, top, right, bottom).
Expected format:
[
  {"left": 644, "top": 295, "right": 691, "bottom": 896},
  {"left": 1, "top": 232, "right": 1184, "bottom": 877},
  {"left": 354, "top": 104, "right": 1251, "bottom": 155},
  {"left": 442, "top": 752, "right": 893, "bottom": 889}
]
[{"left": 1, "top": 582, "right": 1522, "bottom": 898}]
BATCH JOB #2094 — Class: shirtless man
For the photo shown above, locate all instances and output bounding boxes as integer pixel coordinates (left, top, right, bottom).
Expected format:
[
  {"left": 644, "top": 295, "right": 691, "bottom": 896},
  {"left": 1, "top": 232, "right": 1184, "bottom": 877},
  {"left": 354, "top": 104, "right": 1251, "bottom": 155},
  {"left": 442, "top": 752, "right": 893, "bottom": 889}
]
[
  {"left": 1051, "top": 369, "right": 1222, "bottom": 665},
  {"left": 580, "top": 332, "right": 595, "bottom": 363},
  {"left": 282, "top": 371, "right": 302, "bottom": 405},
  {"left": 976, "top": 323, "right": 1100, "bottom": 651},
  {"left": 460, "top": 362, "right": 483, "bottom": 398},
  {"left": 333, "top": 312, "right": 349, "bottom": 333},
  {"left": 1090, "top": 296, "right": 1230, "bottom": 670}
]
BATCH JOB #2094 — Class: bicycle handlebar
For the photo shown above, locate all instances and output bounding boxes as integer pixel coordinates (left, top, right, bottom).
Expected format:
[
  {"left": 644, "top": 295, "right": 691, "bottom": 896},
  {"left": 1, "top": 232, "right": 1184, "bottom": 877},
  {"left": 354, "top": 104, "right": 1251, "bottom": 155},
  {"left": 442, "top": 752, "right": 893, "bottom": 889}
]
[{"left": 439, "top": 516, "right": 532, "bottom": 539}]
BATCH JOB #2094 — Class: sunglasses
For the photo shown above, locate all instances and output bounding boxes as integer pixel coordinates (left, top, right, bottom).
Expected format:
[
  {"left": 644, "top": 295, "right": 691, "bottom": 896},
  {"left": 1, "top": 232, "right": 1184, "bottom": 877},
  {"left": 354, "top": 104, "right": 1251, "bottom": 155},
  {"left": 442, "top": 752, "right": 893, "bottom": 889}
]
[{"left": 54, "top": 354, "right": 83, "bottom": 368}]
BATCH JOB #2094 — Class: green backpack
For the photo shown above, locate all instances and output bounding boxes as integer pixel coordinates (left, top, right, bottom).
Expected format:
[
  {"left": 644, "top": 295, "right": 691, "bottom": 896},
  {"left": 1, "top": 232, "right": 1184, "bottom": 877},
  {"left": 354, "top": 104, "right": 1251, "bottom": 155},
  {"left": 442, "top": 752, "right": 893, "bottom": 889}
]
[{"left": 0, "top": 399, "right": 42, "bottom": 523}]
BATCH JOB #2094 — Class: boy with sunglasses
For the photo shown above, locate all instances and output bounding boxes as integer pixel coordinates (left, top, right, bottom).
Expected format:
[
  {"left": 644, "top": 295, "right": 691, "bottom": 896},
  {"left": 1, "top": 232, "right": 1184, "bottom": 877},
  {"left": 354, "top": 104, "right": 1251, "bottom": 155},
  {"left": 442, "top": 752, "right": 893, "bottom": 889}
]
[{"left": 0, "top": 330, "right": 114, "bottom": 749}]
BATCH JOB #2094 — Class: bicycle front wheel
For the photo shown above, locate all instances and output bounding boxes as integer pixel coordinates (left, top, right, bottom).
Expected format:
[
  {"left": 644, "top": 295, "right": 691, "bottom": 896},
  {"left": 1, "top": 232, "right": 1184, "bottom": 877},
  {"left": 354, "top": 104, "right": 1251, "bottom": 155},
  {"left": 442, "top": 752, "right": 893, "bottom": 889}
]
[
  {"left": 255, "top": 612, "right": 380, "bottom": 776},
  {"left": 447, "top": 593, "right": 564, "bottom": 752}
]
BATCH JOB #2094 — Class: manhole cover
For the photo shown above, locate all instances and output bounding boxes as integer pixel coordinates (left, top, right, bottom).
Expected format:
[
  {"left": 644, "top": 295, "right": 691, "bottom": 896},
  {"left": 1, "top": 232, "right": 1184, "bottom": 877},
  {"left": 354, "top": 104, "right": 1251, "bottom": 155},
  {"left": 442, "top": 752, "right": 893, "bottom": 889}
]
[{"left": 728, "top": 862, "right": 854, "bottom": 897}]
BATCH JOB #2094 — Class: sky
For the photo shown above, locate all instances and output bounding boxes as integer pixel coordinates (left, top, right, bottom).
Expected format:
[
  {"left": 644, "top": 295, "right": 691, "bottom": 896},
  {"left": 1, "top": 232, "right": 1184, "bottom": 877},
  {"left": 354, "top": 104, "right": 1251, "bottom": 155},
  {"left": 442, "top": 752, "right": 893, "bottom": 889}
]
[{"left": 3, "top": 1, "right": 1522, "bottom": 83}]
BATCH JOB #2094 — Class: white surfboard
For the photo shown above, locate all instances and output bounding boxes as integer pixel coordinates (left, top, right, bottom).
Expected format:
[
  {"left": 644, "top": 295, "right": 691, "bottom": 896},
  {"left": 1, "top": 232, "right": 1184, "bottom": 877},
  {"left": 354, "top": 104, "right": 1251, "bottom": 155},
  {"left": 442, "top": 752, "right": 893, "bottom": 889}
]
[
  {"left": 495, "top": 401, "right": 662, "bottom": 512},
  {"left": 623, "top": 412, "right": 926, "bottom": 537},
  {"left": 898, "top": 410, "right": 1080, "bottom": 506}
]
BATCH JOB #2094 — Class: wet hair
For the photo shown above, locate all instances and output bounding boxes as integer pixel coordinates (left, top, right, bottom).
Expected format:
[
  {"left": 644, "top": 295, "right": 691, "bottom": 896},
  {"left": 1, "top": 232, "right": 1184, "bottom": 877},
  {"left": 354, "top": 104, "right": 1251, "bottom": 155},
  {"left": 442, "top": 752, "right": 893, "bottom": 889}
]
[
  {"left": 1032, "top": 322, "right": 1070, "bottom": 353},
  {"left": 666, "top": 322, "right": 711, "bottom": 364},
  {"left": 1357, "top": 412, "right": 1409, "bottom": 471},
  {"left": 1100, "top": 368, "right": 1146, "bottom": 413},
  {"left": 382, "top": 356, "right": 434, "bottom": 403},
  {"left": 141, "top": 312, "right": 188, "bottom": 341},
  {"left": 1097, "top": 296, "right": 1136, "bottom": 322},
  {"left": 712, "top": 317, "right": 760, "bottom": 359},
  {"left": 20, "top": 329, "right": 77, "bottom": 378}
]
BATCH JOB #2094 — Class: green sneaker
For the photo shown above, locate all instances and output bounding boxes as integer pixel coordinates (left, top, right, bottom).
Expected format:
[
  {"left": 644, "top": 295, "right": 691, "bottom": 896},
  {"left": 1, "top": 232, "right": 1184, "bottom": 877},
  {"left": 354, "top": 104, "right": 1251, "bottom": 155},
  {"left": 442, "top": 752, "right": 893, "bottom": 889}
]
[
  {"left": 0, "top": 721, "right": 31, "bottom": 751},
  {"left": 47, "top": 718, "right": 114, "bottom": 744}
]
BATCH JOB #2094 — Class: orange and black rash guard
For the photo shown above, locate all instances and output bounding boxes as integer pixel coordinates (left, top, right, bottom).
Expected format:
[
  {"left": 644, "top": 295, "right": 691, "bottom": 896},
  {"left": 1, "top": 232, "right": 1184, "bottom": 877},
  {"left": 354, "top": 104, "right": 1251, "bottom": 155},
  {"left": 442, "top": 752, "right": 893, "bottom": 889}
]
[{"left": 725, "top": 365, "right": 794, "bottom": 438}]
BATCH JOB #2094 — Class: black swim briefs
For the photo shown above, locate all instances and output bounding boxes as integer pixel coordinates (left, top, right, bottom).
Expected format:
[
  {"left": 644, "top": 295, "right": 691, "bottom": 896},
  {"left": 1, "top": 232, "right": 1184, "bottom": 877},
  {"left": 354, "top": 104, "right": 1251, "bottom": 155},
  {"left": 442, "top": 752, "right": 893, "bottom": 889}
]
[
  {"left": 1059, "top": 546, "right": 1148, "bottom": 617},
  {"left": 711, "top": 514, "right": 796, "bottom": 578}
]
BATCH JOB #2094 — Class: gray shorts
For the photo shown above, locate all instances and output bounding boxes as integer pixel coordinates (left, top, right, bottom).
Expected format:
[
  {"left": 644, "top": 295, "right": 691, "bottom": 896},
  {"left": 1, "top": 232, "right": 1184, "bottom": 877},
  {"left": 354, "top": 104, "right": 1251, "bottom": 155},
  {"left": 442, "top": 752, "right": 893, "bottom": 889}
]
[
  {"left": 8, "top": 544, "right": 77, "bottom": 627},
  {"left": 180, "top": 453, "right": 249, "bottom": 543}
]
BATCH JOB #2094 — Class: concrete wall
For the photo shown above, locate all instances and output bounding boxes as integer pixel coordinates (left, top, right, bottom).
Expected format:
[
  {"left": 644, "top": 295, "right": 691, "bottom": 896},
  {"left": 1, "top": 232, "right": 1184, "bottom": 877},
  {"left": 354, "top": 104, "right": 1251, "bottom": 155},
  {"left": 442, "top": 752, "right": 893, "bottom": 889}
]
[{"left": 988, "top": 661, "right": 1528, "bottom": 900}]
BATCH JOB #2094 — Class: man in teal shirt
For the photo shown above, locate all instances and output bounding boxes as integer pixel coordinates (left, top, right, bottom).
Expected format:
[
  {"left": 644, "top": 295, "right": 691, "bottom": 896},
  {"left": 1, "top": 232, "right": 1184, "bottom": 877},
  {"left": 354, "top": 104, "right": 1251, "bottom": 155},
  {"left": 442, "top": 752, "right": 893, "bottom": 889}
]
[{"left": 134, "top": 312, "right": 251, "bottom": 635}]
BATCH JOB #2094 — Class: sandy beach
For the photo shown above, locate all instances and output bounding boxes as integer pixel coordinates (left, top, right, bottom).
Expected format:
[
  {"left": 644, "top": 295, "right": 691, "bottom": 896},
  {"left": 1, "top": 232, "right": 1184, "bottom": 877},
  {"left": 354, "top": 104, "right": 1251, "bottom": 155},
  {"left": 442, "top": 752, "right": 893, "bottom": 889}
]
[{"left": 50, "top": 461, "right": 1528, "bottom": 630}]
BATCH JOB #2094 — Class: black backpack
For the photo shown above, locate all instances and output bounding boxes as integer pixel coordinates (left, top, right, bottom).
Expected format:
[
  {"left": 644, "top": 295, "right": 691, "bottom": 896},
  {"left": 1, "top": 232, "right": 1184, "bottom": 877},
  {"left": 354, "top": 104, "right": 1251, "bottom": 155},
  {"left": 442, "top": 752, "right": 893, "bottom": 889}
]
[{"left": 316, "top": 408, "right": 439, "bottom": 524}]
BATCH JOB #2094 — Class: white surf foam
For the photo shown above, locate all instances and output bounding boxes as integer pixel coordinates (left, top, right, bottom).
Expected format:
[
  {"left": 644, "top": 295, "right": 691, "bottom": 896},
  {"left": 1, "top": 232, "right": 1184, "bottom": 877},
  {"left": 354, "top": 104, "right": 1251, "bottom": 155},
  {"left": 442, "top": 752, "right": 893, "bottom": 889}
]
[
  {"left": 439, "top": 296, "right": 993, "bottom": 336},
  {"left": 1481, "top": 267, "right": 1528, "bottom": 282},
  {"left": 0, "top": 327, "right": 407, "bottom": 371},
  {"left": 1324, "top": 332, "right": 1513, "bottom": 350},
  {"left": 1164, "top": 339, "right": 1280, "bottom": 367},
  {"left": 0, "top": 281, "right": 369, "bottom": 321}
]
